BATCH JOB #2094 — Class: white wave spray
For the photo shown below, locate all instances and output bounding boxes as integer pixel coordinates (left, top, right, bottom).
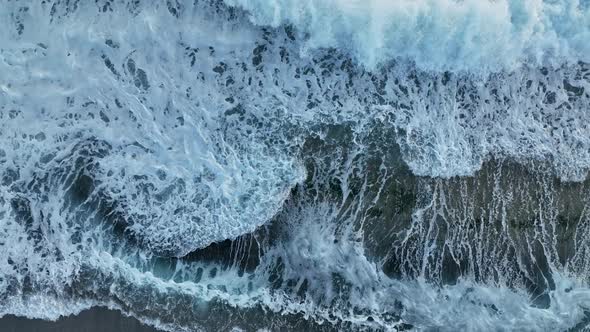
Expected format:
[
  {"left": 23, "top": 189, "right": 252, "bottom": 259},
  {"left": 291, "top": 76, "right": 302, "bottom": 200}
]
[{"left": 1, "top": 0, "right": 590, "bottom": 331}]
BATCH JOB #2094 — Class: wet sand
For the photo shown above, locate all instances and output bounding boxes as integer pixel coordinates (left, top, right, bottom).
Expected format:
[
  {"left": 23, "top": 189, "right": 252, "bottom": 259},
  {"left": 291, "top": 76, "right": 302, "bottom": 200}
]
[{"left": 0, "top": 307, "right": 163, "bottom": 332}]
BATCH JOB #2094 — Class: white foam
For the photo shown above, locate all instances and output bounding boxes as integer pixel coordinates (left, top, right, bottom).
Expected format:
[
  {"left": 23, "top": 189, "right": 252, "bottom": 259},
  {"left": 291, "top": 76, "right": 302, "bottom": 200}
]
[
  {"left": 2, "top": 1, "right": 590, "bottom": 331},
  {"left": 225, "top": 0, "right": 590, "bottom": 72},
  {"left": 0, "top": 1, "right": 304, "bottom": 255},
  {"left": 4, "top": 210, "right": 589, "bottom": 331}
]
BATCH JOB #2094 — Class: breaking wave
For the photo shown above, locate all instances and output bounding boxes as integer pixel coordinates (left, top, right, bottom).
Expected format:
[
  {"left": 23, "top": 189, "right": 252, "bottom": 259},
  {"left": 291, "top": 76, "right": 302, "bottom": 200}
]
[
  {"left": 1, "top": 0, "right": 590, "bottom": 331},
  {"left": 225, "top": 0, "right": 590, "bottom": 71}
]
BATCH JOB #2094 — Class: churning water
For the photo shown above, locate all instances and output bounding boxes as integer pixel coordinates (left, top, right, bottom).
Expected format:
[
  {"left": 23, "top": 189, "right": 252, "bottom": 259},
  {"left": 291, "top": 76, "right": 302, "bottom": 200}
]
[{"left": 1, "top": 1, "right": 590, "bottom": 331}]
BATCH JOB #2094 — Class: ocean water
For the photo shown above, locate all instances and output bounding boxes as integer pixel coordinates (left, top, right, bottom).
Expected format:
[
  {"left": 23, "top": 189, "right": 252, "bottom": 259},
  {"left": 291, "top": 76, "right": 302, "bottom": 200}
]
[{"left": 1, "top": 0, "right": 590, "bottom": 331}]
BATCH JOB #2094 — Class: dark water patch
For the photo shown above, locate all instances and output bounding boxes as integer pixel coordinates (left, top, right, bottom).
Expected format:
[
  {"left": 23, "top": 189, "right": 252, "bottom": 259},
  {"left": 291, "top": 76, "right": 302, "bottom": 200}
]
[
  {"left": 183, "top": 232, "right": 265, "bottom": 275},
  {"left": 0, "top": 308, "right": 161, "bottom": 332}
]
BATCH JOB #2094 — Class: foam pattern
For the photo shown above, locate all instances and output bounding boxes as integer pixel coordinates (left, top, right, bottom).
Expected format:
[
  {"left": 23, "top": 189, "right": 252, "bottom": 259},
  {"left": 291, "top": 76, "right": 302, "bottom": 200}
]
[
  {"left": 1, "top": 0, "right": 590, "bottom": 331},
  {"left": 225, "top": 0, "right": 590, "bottom": 71}
]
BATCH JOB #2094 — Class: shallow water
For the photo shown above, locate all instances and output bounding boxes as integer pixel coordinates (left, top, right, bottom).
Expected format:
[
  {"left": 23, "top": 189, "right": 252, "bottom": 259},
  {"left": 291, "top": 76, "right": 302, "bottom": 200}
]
[{"left": 0, "top": 308, "right": 161, "bottom": 332}]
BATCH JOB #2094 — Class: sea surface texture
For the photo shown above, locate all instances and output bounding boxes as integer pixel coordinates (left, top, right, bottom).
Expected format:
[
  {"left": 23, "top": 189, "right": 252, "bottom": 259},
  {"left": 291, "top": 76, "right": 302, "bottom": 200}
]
[{"left": 1, "top": 0, "right": 590, "bottom": 331}]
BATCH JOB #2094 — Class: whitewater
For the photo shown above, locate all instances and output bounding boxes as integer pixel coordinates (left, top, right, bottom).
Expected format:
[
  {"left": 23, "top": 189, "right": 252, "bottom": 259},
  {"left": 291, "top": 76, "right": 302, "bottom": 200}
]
[{"left": 1, "top": 0, "right": 590, "bottom": 331}]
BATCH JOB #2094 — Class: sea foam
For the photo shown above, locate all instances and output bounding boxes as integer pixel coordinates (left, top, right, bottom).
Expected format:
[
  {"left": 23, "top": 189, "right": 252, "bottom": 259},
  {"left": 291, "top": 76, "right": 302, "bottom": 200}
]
[
  {"left": 225, "top": 0, "right": 590, "bottom": 72},
  {"left": 2, "top": 1, "right": 590, "bottom": 331}
]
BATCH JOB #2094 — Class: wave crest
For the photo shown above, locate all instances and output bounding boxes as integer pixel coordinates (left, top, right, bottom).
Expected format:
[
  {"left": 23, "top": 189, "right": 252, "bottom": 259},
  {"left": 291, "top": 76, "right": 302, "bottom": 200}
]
[{"left": 224, "top": 0, "right": 590, "bottom": 71}]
